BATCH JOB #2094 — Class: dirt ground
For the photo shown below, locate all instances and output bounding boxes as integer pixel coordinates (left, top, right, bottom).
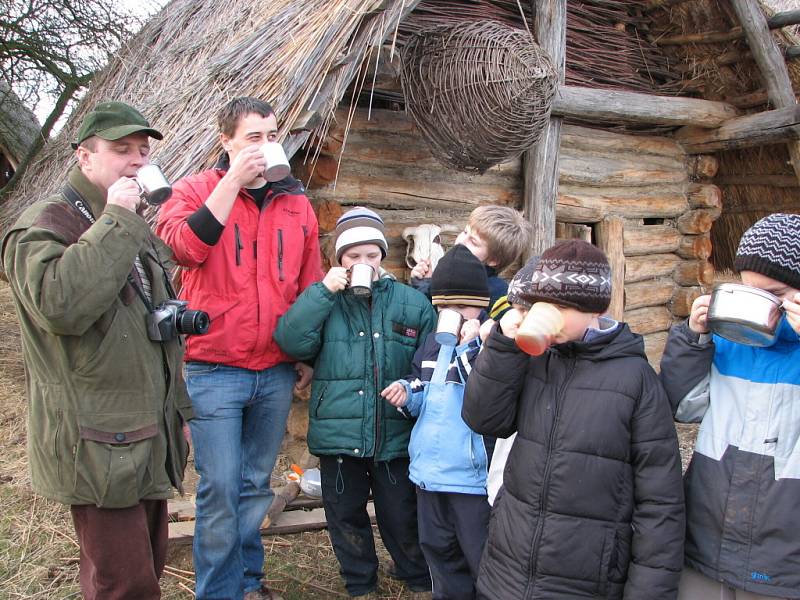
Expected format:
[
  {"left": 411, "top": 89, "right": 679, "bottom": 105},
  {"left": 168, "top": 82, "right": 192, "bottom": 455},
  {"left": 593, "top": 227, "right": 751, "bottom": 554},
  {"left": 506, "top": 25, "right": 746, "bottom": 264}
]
[{"left": 0, "top": 279, "right": 698, "bottom": 599}]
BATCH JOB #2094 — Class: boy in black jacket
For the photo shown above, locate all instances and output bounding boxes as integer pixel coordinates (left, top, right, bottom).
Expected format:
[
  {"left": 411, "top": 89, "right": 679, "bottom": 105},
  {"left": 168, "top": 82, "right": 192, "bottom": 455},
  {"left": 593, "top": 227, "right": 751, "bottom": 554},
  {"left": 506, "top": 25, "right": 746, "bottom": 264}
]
[{"left": 462, "top": 240, "right": 685, "bottom": 600}]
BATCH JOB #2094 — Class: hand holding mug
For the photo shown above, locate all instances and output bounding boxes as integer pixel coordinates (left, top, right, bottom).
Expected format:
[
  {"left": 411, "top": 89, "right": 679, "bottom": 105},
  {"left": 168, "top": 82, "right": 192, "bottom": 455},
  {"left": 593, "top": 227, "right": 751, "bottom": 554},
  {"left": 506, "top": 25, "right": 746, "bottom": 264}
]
[
  {"left": 688, "top": 294, "right": 711, "bottom": 334},
  {"left": 410, "top": 259, "right": 432, "bottom": 279},
  {"left": 499, "top": 308, "right": 526, "bottom": 340},
  {"left": 323, "top": 267, "right": 348, "bottom": 293},
  {"left": 782, "top": 292, "right": 800, "bottom": 335},
  {"left": 224, "top": 145, "right": 266, "bottom": 188},
  {"left": 107, "top": 177, "right": 143, "bottom": 212},
  {"left": 460, "top": 318, "right": 481, "bottom": 344}
]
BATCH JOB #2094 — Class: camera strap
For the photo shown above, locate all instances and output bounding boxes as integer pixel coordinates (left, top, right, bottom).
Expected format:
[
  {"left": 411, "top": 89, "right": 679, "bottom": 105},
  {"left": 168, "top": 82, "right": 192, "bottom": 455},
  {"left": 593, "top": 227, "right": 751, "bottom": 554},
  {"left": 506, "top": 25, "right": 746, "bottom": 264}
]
[{"left": 62, "top": 183, "right": 96, "bottom": 224}]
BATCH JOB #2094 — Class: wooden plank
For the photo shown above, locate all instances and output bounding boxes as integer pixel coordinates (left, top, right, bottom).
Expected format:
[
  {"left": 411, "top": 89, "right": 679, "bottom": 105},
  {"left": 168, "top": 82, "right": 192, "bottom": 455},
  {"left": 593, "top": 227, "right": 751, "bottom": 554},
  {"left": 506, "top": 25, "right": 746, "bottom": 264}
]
[
  {"left": 625, "top": 306, "right": 673, "bottom": 335},
  {"left": 557, "top": 187, "right": 689, "bottom": 220},
  {"left": 624, "top": 278, "right": 677, "bottom": 310},
  {"left": 674, "top": 260, "right": 715, "bottom": 286},
  {"left": 687, "top": 183, "right": 722, "bottom": 209},
  {"left": 643, "top": 331, "right": 669, "bottom": 368},
  {"left": 552, "top": 86, "right": 738, "bottom": 128},
  {"left": 677, "top": 234, "right": 713, "bottom": 260},
  {"left": 732, "top": 0, "right": 800, "bottom": 183},
  {"left": 524, "top": 0, "right": 566, "bottom": 256},
  {"left": 688, "top": 155, "right": 719, "bottom": 179},
  {"left": 677, "top": 208, "right": 721, "bottom": 235},
  {"left": 671, "top": 286, "right": 704, "bottom": 317},
  {"left": 656, "top": 10, "right": 800, "bottom": 46},
  {"left": 675, "top": 105, "right": 800, "bottom": 154},
  {"left": 625, "top": 253, "right": 682, "bottom": 284},
  {"left": 623, "top": 225, "right": 681, "bottom": 256},
  {"left": 595, "top": 217, "right": 625, "bottom": 320},
  {"left": 169, "top": 503, "right": 377, "bottom": 546}
]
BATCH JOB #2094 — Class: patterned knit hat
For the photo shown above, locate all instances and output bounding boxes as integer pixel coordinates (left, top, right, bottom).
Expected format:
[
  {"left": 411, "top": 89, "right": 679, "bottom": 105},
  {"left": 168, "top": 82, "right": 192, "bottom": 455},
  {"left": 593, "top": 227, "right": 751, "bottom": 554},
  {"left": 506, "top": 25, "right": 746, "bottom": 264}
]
[
  {"left": 334, "top": 207, "right": 389, "bottom": 264},
  {"left": 431, "top": 245, "right": 490, "bottom": 308},
  {"left": 734, "top": 213, "right": 800, "bottom": 290},
  {"left": 508, "top": 240, "right": 611, "bottom": 313}
]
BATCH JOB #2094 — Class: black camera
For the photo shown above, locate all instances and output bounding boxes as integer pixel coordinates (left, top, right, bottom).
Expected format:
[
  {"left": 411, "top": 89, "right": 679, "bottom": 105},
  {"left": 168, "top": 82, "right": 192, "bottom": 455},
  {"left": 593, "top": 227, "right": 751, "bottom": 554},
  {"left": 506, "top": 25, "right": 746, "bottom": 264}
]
[{"left": 146, "top": 299, "right": 210, "bottom": 341}]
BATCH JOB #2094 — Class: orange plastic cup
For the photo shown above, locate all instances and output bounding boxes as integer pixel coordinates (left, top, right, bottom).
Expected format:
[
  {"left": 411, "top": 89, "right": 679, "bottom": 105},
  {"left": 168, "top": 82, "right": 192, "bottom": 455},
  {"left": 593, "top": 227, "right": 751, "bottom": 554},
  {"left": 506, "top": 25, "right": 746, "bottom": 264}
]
[{"left": 515, "top": 302, "right": 564, "bottom": 356}]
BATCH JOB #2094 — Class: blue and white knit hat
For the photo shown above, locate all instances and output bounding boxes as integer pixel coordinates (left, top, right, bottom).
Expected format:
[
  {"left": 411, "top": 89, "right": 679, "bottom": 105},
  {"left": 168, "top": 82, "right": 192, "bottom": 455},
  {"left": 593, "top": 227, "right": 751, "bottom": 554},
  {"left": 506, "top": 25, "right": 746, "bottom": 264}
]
[
  {"left": 735, "top": 213, "right": 800, "bottom": 290},
  {"left": 508, "top": 239, "right": 611, "bottom": 313},
  {"left": 334, "top": 207, "right": 388, "bottom": 264}
]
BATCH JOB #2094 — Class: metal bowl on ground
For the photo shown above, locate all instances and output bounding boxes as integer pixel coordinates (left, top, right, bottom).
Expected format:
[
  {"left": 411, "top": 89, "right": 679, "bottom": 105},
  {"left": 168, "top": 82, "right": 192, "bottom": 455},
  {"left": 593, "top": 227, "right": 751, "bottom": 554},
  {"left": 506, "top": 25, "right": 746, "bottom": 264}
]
[{"left": 707, "top": 283, "right": 783, "bottom": 347}]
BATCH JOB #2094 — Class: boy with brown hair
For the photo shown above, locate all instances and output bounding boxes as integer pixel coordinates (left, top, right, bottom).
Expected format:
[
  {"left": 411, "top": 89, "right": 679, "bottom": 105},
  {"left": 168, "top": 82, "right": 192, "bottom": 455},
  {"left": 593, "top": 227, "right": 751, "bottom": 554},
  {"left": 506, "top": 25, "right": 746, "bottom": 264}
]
[{"left": 411, "top": 205, "right": 532, "bottom": 318}]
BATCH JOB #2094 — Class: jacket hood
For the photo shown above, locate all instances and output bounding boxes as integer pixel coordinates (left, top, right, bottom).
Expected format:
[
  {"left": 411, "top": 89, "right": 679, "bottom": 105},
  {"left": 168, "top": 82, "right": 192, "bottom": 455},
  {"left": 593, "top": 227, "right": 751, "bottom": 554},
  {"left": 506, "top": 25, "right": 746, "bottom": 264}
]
[
  {"left": 552, "top": 322, "right": 645, "bottom": 362},
  {"left": 213, "top": 151, "right": 306, "bottom": 196}
]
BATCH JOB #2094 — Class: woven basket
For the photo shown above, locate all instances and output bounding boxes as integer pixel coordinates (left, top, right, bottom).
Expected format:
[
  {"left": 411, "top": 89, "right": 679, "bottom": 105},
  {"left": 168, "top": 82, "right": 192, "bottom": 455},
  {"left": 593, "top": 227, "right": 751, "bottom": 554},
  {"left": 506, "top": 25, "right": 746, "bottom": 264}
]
[{"left": 401, "top": 21, "right": 557, "bottom": 173}]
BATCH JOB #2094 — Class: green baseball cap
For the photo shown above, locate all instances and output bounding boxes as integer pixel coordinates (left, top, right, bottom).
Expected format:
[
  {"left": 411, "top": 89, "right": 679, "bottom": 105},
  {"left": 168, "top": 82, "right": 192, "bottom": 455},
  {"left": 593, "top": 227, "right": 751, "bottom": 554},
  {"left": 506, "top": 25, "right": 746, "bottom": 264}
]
[{"left": 71, "top": 101, "right": 163, "bottom": 149}]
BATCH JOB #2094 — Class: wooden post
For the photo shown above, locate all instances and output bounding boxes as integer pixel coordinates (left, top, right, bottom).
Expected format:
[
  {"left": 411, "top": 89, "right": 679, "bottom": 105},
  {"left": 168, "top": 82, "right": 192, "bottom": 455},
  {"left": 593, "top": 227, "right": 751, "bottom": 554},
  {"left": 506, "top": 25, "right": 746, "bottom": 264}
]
[
  {"left": 732, "top": 0, "right": 800, "bottom": 183},
  {"left": 524, "top": 0, "right": 566, "bottom": 256},
  {"left": 596, "top": 217, "right": 625, "bottom": 321}
]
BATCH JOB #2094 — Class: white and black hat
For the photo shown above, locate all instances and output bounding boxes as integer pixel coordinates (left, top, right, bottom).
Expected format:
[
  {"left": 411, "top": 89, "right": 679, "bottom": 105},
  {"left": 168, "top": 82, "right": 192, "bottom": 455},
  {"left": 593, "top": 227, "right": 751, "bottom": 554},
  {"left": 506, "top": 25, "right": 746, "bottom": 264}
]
[
  {"left": 334, "top": 207, "right": 389, "bottom": 264},
  {"left": 735, "top": 213, "right": 800, "bottom": 290}
]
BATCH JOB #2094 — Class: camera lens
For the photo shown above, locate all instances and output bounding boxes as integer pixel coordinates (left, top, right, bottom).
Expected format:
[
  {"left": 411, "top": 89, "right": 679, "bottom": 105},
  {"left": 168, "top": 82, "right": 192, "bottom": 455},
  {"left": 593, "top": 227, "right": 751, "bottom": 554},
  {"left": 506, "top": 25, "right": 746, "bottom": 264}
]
[{"left": 177, "top": 309, "right": 210, "bottom": 335}]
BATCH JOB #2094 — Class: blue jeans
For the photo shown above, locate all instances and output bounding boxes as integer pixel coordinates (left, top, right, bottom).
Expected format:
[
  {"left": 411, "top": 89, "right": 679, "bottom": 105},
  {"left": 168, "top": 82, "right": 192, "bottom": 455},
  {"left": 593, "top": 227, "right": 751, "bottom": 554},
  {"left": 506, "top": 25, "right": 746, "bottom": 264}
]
[{"left": 185, "top": 361, "right": 295, "bottom": 600}]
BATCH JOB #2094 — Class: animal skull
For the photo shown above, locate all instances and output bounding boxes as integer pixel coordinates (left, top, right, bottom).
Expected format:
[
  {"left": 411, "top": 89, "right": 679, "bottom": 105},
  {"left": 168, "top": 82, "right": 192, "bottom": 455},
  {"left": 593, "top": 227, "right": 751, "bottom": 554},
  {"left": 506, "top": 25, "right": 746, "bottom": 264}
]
[{"left": 402, "top": 224, "right": 447, "bottom": 271}]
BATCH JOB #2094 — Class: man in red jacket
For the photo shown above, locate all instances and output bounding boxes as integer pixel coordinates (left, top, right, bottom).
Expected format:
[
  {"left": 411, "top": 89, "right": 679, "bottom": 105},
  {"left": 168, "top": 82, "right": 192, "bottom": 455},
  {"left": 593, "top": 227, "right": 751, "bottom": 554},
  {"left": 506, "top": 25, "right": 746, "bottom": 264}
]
[{"left": 157, "top": 97, "right": 322, "bottom": 600}]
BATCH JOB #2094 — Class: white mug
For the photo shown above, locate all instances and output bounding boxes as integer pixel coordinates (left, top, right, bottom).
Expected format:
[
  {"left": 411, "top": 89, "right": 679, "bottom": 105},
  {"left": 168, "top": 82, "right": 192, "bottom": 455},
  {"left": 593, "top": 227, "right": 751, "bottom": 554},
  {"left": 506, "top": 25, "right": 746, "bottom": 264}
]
[
  {"left": 348, "top": 263, "right": 375, "bottom": 297},
  {"left": 435, "top": 308, "right": 463, "bottom": 346},
  {"left": 135, "top": 164, "right": 172, "bottom": 206},
  {"left": 259, "top": 141, "right": 291, "bottom": 182}
]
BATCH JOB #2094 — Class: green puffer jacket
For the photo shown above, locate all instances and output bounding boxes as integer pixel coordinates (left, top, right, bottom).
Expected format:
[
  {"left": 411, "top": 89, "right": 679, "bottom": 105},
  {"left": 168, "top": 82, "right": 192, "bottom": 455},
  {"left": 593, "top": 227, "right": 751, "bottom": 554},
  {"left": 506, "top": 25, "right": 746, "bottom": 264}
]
[
  {"left": 275, "top": 275, "right": 435, "bottom": 461},
  {"left": 1, "top": 166, "right": 193, "bottom": 508}
]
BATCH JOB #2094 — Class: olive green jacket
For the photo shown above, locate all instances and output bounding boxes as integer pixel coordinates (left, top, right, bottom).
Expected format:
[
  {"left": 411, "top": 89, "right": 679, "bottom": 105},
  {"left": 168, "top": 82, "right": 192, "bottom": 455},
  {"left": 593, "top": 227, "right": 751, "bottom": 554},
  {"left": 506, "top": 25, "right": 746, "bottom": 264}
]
[
  {"left": 274, "top": 276, "right": 436, "bottom": 461},
  {"left": 1, "top": 166, "right": 193, "bottom": 508}
]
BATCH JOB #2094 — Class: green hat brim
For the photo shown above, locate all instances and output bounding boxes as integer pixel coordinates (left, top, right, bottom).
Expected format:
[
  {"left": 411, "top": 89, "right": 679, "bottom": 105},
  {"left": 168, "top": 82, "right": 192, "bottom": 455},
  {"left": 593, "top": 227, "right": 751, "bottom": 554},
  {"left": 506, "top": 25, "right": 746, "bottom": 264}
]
[{"left": 71, "top": 124, "right": 163, "bottom": 149}]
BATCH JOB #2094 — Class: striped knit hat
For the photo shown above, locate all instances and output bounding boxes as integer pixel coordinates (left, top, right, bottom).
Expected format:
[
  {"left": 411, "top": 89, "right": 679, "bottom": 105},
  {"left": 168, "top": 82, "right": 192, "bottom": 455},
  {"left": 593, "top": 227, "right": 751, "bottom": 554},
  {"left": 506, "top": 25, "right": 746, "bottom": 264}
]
[
  {"left": 334, "top": 207, "right": 389, "bottom": 264},
  {"left": 508, "top": 240, "right": 611, "bottom": 313},
  {"left": 734, "top": 213, "right": 800, "bottom": 290},
  {"left": 431, "top": 245, "right": 490, "bottom": 308}
]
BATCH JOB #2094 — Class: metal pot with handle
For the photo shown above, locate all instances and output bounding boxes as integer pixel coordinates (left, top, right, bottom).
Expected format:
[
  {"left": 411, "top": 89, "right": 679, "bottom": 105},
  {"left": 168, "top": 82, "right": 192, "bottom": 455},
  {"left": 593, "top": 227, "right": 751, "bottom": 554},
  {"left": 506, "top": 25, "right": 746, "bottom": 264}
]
[{"left": 707, "top": 283, "right": 783, "bottom": 346}]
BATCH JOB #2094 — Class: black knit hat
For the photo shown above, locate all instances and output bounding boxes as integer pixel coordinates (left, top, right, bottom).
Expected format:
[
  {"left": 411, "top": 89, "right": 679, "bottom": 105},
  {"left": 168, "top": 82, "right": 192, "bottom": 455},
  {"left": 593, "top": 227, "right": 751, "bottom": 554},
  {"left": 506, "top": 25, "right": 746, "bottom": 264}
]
[
  {"left": 431, "top": 245, "right": 490, "bottom": 308},
  {"left": 508, "top": 240, "right": 611, "bottom": 313},
  {"left": 734, "top": 213, "right": 800, "bottom": 290}
]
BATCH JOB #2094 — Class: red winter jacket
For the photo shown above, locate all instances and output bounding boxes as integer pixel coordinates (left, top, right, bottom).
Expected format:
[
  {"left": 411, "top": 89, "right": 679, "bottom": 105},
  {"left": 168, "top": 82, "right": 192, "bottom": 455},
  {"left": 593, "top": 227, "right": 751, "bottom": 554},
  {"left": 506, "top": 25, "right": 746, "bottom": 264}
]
[{"left": 156, "top": 166, "right": 322, "bottom": 370}]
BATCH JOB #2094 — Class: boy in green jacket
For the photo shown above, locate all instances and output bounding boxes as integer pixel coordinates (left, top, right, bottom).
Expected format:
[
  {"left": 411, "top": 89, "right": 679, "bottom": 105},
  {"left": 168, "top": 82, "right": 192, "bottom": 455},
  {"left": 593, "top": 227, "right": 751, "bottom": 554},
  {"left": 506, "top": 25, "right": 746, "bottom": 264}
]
[{"left": 275, "top": 207, "right": 435, "bottom": 597}]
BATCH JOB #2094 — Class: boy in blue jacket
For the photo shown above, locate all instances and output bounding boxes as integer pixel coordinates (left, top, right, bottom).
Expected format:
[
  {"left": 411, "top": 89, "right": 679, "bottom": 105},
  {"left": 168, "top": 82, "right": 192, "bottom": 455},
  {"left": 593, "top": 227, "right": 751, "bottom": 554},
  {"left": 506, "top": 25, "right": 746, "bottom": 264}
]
[{"left": 382, "top": 245, "right": 491, "bottom": 600}]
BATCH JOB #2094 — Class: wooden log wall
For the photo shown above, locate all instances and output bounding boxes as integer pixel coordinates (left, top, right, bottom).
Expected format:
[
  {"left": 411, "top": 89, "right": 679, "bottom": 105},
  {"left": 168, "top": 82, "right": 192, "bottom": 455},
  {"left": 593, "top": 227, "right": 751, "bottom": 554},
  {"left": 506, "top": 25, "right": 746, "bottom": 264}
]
[{"left": 297, "top": 107, "right": 722, "bottom": 366}]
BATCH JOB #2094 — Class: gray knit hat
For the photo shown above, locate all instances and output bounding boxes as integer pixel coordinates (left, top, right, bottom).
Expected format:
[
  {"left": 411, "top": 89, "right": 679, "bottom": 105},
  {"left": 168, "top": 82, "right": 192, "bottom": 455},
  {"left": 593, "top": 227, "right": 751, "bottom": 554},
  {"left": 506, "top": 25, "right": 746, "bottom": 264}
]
[
  {"left": 334, "top": 207, "right": 389, "bottom": 264},
  {"left": 508, "top": 240, "right": 611, "bottom": 313},
  {"left": 734, "top": 213, "right": 800, "bottom": 290}
]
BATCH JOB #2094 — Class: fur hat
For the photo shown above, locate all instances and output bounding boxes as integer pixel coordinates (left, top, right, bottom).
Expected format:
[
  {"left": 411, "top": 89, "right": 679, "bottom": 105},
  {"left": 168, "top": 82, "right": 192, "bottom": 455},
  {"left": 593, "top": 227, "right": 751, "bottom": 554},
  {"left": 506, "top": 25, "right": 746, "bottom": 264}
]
[
  {"left": 734, "top": 213, "right": 800, "bottom": 290},
  {"left": 334, "top": 207, "right": 388, "bottom": 264},
  {"left": 508, "top": 240, "right": 611, "bottom": 313},
  {"left": 431, "top": 245, "right": 490, "bottom": 308}
]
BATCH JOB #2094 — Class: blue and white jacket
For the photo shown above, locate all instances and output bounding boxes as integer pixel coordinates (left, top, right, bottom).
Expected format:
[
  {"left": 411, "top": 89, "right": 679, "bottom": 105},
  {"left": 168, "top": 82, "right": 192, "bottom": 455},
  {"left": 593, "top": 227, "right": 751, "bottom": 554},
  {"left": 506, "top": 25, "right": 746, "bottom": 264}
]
[
  {"left": 397, "top": 331, "right": 487, "bottom": 495},
  {"left": 661, "top": 317, "right": 800, "bottom": 599}
]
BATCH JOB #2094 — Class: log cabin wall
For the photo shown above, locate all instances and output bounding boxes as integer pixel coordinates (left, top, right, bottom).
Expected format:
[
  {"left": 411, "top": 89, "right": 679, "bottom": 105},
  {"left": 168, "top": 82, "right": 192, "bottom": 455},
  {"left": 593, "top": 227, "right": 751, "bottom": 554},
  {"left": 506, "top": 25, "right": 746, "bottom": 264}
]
[{"left": 294, "top": 107, "right": 721, "bottom": 366}]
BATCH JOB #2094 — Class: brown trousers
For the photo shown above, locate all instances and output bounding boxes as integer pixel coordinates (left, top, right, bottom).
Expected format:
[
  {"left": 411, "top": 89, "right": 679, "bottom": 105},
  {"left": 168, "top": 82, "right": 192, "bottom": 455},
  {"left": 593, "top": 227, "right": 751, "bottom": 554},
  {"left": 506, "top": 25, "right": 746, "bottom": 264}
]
[
  {"left": 678, "top": 567, "right": 790, "bottom": 600},
  {"left": 70, "top": 499, "right": 168, "bottom": 600}
]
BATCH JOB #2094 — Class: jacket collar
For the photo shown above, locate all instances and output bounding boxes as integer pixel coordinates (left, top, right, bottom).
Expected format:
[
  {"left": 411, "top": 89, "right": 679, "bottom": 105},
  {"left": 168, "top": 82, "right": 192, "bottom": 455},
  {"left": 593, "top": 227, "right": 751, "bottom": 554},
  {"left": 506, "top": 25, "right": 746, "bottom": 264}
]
[
  {"left": 213, "top": 151, "right": 306, "bottom": 197},
  {"left": 67, "top": 165, "right": 107, "bottom": 221}
]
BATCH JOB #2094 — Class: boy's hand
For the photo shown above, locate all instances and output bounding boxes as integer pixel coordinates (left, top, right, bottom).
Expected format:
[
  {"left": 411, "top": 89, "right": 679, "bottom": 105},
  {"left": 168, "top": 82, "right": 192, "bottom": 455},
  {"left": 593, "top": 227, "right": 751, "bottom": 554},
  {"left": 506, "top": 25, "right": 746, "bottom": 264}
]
[
  {"left": 323, "top": 266, "right": 348, "bottom": 293},
  {"left": 688, "top": 294, "right": 711, "bottom": 334},
  {"left": 381, "top": 382, "right": 407, "bottom": 407},
  {"left": 499, "top": 308, "right": 525, "bottom": 340},
  {"left": 294, "top": 362, "right": 313, "bottom": 391},
  {"left": 783, "top": 292, "right": 800, "bottom": 335},
  {"left": 479, "top": 318, "right": 495, "bottom": 342},
  {"left": 460, "top": 318, "right": 481, "bottom": 344},
  {"left": 410, "top": 259, "right": 432, "bottom": 279}
]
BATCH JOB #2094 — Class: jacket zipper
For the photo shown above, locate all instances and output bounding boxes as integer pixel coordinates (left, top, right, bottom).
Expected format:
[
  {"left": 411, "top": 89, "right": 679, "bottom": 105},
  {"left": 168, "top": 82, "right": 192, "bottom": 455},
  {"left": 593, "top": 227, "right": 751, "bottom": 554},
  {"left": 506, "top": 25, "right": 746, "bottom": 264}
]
[
  {"left": 525, "top": 356, "right": 577, "bottom": 600},
  {"left": 277, "top": 229, "right": 285, "bottom": 281},
  {"left": 54, "top": 408, "right": 62, "bottom": 483},
  {"left": 234, "top": 224, "right": 243, "bottom": 266},
  {"left": 367, "top": 299, "right": 381, "bottom": 456}
]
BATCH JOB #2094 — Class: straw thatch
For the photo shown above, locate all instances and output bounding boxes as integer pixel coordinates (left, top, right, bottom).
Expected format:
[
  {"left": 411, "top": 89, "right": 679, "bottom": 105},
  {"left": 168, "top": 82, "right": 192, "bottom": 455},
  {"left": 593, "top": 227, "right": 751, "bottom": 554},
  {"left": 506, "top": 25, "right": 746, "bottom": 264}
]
[{"left": 0, "top": 82, "right": 40, "bottom": 168}]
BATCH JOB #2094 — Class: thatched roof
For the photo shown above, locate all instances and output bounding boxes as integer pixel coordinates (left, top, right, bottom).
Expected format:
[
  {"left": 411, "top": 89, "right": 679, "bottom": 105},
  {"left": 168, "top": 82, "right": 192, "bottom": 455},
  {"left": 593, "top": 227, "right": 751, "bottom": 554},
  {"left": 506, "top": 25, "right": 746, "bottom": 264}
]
[
  {"left": 0, "top": 82, "right": 40, "bottom": 167},
  {"left": 0, "top": 0, "right": 687, "bottom": 233}
]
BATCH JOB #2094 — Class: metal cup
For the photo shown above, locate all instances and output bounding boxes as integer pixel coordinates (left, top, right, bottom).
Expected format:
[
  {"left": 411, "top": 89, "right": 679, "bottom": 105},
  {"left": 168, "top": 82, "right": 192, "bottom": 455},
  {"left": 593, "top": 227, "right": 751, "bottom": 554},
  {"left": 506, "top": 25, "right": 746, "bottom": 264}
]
[
  {"left": 348, "top": 263, "right": 375, "bottom": 297},
  {"left": 435, "top": 308, "right": 463, "bottom": 346},
  {"left": 259, "top": 141, "right": 291, "bottom": 182},
  {"left": 135, "top": 164, "right": 172, "bottom": 206}
]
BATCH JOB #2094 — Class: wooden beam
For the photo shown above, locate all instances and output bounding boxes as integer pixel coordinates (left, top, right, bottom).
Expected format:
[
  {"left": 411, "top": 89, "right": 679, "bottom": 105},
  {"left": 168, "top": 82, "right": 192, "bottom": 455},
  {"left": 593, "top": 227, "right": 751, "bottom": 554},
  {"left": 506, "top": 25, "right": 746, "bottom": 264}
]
[
  {"left": 596, "top": 216, "right": 625, "bottom": 320},
  {"left": 657, "top": 9, "right": 800, "bottom": 45},
  {"left": 732, "top": 0, "right": 800, "bottom": 184},
  {"left": 524, "top": 0, "right": 566, "bottom": 256},
  {"left": 675, "top": 105, "right": 800, "bottom": 153},
  {"left": 552, "top": 86, "right": 739, "bottom": 128}
]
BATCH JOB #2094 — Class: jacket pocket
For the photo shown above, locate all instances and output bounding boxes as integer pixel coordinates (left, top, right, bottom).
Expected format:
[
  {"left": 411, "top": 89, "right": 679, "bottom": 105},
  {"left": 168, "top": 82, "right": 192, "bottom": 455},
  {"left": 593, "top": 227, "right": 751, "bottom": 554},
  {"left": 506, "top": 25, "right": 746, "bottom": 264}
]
[
  {"left": 72, "top": 306, "right": 121, "bottom": 375},
  {"left": 312, "top": 383, "right": 329, "bottom": 419},
  {"left": 73, "top": 412, "right": 159, "bottom": 508}
]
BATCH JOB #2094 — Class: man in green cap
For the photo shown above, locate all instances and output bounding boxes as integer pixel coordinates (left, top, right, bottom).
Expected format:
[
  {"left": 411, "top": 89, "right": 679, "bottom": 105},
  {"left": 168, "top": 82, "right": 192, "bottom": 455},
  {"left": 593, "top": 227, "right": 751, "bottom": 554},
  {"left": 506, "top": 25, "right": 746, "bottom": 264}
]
[{"left": 2, "top": 101, "right": 193, "bottom": 599}]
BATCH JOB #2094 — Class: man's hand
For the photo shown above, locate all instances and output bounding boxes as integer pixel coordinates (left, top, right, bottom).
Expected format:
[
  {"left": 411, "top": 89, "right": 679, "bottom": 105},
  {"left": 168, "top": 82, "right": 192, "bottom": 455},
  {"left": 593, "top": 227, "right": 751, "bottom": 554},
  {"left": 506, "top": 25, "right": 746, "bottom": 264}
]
[
  {"left": 460, "top": 318, "right": 481, "bottom": 344},
  {"left": 106, "top": 177, "right": 143, "bottom": 212},
  {"left": 783, "top": 292, "right": 800, "bottom": 335},
  {"left": 479, "top": 318, "right": 495, "bottom": 342},
  {"left": 499, "top": 308, "right": 525, "bottom": 340},
  {"left": 323, "top": 267, "right": 348, "bottom": 293},
  {"left": 222, "top": 145, "right": 266, "bottom": 188},
  {"left": 410, "top": 259, "right": 432, "bottom": 280},
  {"left": 294, "top": 362, "right": 313, "bottom": 391},
  {"left": 182, "top": 422, "right": 191, "bottom": 446},
  {"left": 381, "top": 381, "right": 408, "bottom": 407},
  {"left": 688, "top": 294, "right": 711, "bottom": 334}
]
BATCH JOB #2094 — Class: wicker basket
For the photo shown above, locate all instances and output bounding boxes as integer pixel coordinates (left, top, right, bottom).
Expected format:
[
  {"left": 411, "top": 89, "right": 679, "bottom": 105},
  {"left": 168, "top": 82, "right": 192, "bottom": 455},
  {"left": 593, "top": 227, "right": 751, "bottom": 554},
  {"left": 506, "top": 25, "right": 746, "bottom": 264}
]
[{"left": 401, "top": 21, "right": 557, "bottom": 173}]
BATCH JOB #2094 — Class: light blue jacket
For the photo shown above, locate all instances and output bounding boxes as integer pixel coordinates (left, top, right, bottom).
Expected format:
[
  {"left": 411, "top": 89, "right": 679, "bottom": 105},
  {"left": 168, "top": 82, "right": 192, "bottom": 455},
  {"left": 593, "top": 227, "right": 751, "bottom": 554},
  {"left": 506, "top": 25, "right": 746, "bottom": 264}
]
[{"left": 399, "top": 332, "right": 487, "bottom": 495}]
